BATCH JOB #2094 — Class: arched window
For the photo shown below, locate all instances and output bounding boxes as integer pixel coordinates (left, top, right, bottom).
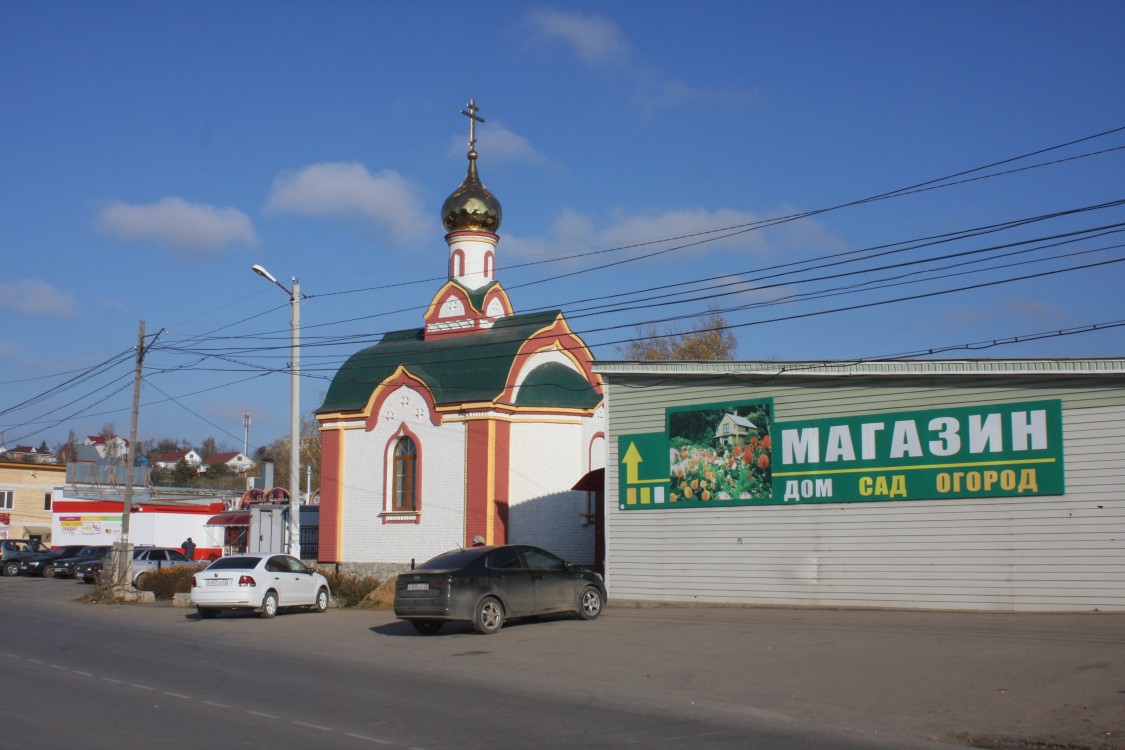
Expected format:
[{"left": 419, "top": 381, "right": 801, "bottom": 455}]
[
  {"left": 451, "top": 249, "right": 465, "bottom": 278},
  {"left": 392, "top": 436, "right": 417, "bottom": 511},
  {"left": 483, "top": 251, "right": 494, "bottom": 278}
]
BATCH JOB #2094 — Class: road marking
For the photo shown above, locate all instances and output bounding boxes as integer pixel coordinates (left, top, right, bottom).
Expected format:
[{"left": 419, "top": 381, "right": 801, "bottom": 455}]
[
  {"left": 293, "top": 720, "right": 333, "bottom": 731},
  {"left": 73, "top": 671, "right": 94, "bottom": 677},
  {"left": 347, "top": 735, "right": 393, "bottom": 745},
  {"left": 246, "top": 710, "right": 280, "bottom": 720},
  {"left": 133, "top": 684, "right": 156, "bottom": 691},
  {"left": 165, "top": 692, "right": 192, "bottom": 699},
  {"left": 49, "top": 664, "right": 65, "bottom": 669},
  {"left": 102, "top": 677, "right": 123, "bottom": 684},
  {"left": 202, "top": 700, "right": 230, "bottom": 708},
  {"left": 26, "top": 658, "right": 43, "bottom": 664}
]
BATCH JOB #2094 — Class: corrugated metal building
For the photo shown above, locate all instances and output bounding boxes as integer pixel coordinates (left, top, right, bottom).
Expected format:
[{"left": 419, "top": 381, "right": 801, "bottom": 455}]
[{"left": 595, "top": 359, "right": 1125, "bottom": 612}]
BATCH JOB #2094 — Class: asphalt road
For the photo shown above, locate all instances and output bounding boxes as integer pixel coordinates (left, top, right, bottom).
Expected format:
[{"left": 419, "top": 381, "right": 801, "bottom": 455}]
[{"left": 1, "top": 575, "right": 1121, "bottom": 750}]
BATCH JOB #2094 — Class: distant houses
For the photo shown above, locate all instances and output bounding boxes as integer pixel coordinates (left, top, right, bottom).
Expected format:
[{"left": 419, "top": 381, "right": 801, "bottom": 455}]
[
  {"left": 198, "top": 451, "right": 255, "bottom": 475},
  {"left": 152, "top": 449, "right": 203, "bottom": 471},
  {"left": 83, "top": 434, "right": 129, "bottom": 460},
  {"left": 151, "top": 448, "right": 256, "bottom": 476},
  {"left": 0, "top": 444, "right": 56, "bottom": 464},
  {"left": 2, "top": 433, "right": 258, "bottom": 479}
]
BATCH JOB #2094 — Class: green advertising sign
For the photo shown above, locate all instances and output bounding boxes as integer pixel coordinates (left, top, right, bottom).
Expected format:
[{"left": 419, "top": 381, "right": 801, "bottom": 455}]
[
  {"left": 773, "top": 399, "right": 1064, "bottom": 504},
  {"left": 619, "top": 398, "right": 1065, "bottom": 510}
]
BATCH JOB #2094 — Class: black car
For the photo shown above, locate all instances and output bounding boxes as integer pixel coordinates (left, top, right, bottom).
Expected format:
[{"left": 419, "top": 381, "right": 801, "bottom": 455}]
[
  {"left": 19, "top": 545, "right": 90, "bottom": 577},
  {"left": 46, "top": 545, "right": 113, "bottom": 579},
  {"left": 394, "top": 544, "right": 606, "bottom": 635}
]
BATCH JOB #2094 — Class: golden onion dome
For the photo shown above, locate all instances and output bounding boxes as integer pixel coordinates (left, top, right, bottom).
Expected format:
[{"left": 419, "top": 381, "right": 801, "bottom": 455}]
[{"left": 441, "top": 150, "right": 502, "bottom": 234}]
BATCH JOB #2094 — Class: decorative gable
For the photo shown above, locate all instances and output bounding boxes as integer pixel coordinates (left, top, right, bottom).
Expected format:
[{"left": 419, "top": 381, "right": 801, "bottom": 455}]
[{"left": 423, "top": 280, "right": 512, "bottom": 338}]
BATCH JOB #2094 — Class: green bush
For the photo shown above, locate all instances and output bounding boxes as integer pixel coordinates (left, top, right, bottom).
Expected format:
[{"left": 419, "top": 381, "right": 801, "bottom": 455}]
[{"left": 136, "top": 565, "right": 206, "bottom": 599}]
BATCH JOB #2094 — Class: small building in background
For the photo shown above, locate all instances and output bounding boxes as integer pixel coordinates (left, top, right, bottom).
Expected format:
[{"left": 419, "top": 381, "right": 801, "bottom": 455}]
[{"left": 0, "top": 461, "right": 65, "bottom": 544}]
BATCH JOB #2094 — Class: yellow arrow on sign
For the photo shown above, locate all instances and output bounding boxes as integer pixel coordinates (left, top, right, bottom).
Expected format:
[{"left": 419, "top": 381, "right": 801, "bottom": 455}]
[
  {"left": 622, "top": 441, "right": 643, "bottom": 484},
  {"left": 621, "top": 441, "right": 666, "bottom": 485}
]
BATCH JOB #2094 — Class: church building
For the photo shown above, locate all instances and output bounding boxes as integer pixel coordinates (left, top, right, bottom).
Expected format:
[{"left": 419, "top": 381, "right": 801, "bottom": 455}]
[{"left": 315, "top": 103, "right": 605, "bottom": 573}]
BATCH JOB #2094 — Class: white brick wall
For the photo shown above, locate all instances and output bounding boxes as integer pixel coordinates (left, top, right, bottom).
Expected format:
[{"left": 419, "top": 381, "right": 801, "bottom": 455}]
[
  {"left": 340, "top": 386, "right": 466, "bottom": 565},
  {"left": 508, "top": 419, "right": 596, "bottom": 564}
]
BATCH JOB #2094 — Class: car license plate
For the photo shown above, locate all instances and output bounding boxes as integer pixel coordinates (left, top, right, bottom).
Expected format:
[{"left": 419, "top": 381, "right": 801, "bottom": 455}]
[
  {"left": 205, "top": 578, "right": 226, "bottom": 587},
  {"left": 407, "top": 583, "right": 429, "bottom": 591}
]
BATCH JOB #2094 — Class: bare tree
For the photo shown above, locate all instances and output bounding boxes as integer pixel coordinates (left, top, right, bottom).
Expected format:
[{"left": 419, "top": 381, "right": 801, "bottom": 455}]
[
  {"left": 255, "top": 413, "right": 321, "bottom": 497},
  {"left": 619, "top": 311, "right": 738, "bottom": 361},
  {"left": 53, "top": 430, "right": 79, "bottom": 464}
]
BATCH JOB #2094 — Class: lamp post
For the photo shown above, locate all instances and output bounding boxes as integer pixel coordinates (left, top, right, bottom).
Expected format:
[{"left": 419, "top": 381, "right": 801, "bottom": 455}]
[{"left": 252, "top": 264, "right": 301, "bottom": 559}]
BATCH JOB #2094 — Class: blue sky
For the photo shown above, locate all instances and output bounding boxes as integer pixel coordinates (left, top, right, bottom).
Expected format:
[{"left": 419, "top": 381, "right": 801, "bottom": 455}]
[{"left": 2, "top": 1, "right": 1123, "bottom": 455}]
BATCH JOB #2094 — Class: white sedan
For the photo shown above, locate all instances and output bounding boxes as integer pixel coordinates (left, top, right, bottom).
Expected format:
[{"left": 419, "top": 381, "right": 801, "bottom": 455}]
[{"left": 190, "top": 553, "right": 330, "bottom": 619}]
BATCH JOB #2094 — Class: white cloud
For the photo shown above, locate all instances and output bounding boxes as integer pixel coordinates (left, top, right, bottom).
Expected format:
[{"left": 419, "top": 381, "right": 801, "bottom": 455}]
[
  {"left": 264, "top": 162, "right": 429, "bottom": 242},
  {"left": 525, "top": 9, "right": 632, "bottom": 68},
  {"left": 503, "top": 205, "right": 843, "bottom": 265},
  {"left": 523, "top": 9, "right": 749, "bottom": 112},
  {"left": 98, "top": 197, "right": 257, "bottom": 258},
  {"left": 447, "top": 122, "right": 549, "bottom": 166},
  {"left": 0, "top": 279, "right": 79, "bottom": 317}
]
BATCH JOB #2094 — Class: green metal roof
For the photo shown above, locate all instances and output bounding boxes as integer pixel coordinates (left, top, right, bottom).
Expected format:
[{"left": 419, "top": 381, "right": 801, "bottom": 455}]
[
  {"left": 318, "top": 310, "right": 599, "bottom": 414},
  {"left": 513, "top": 361, "right": 602, "bottom": 409}
]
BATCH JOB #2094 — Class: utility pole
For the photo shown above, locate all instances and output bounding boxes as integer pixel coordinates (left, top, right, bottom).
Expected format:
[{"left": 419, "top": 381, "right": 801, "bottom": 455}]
[
  {"left": 115, "top": 321, "right": 145, "bottom": 587},
  {"left": 251, "top": 264, "right": 301, "bottom": 559},
  {"left": 115, "top": 321, "right": 162, "bottom": 588},
  {"left": 243, "top": 410, "right": 251, "bottom": 457}
]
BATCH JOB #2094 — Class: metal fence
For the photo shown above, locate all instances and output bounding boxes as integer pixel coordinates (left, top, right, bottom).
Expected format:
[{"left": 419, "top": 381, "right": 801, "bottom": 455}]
[{"left": 300, "top": 525, "right": 319, "bottom": 562}]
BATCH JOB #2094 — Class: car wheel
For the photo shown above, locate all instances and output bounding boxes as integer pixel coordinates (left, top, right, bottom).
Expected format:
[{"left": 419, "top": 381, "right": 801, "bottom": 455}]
[
  {"left": 411, "top": 620, "right": 443, "bottom": 635},
  {"left": 134, "top": 572, "right": 152, "bottom": 589},
  {"left": 258, "top": 590, "right": 279, "bottom": 619},
  {"left": 473, "top": 596, "right": 505, "bottom": 635},
  {"left": 197, "top": 607, "right": 219, "bottom": 619},
  {"left": 41, "top": 567, "right": 56, "bottom": 579},
  {"left": 2, "top": 561, "right": 19, "bottom": 577},
  {"left": 577, "top": 586, "right": 603, "bottom": 620},
  {"left": 313, "top": 587, "right": 329, "bottom": 613}
]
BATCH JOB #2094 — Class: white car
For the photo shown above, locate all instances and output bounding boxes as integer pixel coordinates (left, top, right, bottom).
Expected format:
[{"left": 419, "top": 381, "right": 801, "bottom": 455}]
[{"left": 190, "top": 553, "right": 330, "bottom": 619}]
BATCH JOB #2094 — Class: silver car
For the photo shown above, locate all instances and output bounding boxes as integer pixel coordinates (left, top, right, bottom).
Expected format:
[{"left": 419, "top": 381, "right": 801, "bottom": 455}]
[
  {"left": 190, "top": 553, "right": 330, "bottom": 619},
  {"left": 80, "top": 546, "right": 199, "bottom": 585},
  {"left": 131, "top": 546, "right": 197, "bottom": 585}
]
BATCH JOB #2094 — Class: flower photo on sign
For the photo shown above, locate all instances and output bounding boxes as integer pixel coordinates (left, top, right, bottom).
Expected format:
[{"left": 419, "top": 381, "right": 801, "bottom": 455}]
[{"left": 667, "top": 400, "right": 773, "bottom": 505}]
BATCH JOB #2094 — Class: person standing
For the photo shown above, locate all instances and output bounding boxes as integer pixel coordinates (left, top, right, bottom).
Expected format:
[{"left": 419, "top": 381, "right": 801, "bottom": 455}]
[{"left": 181, "top": 537, "right": 196, "bottom": 559}]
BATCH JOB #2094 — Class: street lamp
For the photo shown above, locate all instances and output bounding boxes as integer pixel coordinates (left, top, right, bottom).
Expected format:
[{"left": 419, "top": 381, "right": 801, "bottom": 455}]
[{"left": 252, "top": 263, "right": 301, "bottom": 559}]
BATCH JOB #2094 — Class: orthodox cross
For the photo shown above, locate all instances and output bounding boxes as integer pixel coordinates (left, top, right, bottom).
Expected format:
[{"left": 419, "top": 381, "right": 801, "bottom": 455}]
[{"left": 461, "top": 99, "right": 485, "bottom": 151}]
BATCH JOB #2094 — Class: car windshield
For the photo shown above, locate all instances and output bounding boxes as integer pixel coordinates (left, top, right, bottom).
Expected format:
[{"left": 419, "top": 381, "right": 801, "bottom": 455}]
[
  {"left": 416, "top": 549, "right": 483, "bottom": 571},
  {"left": 206, "top": 556, "right": 262, "bottom": 570}
]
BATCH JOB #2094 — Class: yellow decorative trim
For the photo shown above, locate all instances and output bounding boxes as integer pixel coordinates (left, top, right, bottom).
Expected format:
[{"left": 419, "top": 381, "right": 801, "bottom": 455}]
[
  {"left": 423, "top": 281, "right": 476, "bottom": 318},
  {"left": 360, "top": 364, "right": 438, "bottom": 420}
]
